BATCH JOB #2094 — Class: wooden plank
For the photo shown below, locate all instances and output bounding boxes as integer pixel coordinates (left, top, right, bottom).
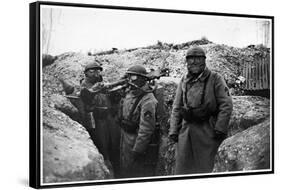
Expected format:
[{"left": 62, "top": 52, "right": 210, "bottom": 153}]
[
  {"left": 242, "top": 62, "right": 245, "bottom": 89},
  {"left": 251, "top": 63, "right": 254, "bottom": 90},
  {"left": 259, "top": 57, "right": 263, "bottom": 90},
  {"left": 261, "top": 60, "right": 266, "bottom": 89},
  {"left": 267, "top": 56, "right": 270, "bottom": 89},
  {"left": 250, "top": 63, "right": 253, "bottom": 90},
  {"left": 257, "top": 59, "right": 262, "bottom": 90},
  {"left": 260, "top": 57, "right": 263, "bottom": 89},
  {"left": 262, "top": 60, "right": 266, "bottom": 89},
  {"left": 253, "top": 60, "right": 258, "bottom": 90},
  {"left": 257, "top": 57, "right": 261, "bottom": 90},
  {"left": 248, "top": 63, "right": 251, "bottom": 90},
  {"left": 260, "top": 58, "right": 264, "bottom": 89},
  {"left": 247, "top": 63, "right": 250, "bottom": 90},
  {"left": 244, "top": 63, "right": 247, "bottom": 89},
  {"left": 267, "top": 55, "right": 270, "bottom": 88},
  {"left": 245, "top": 63, "right": 248, "bottom": 89},
  {"left": 247, "top": 63, "right": 250, "bottom": 89},
  {"left": 264, "top": 56, "right": 268, "bottom": 89},
  {"left": 252, "top": 61, "right": 255, "bottom": 90}
]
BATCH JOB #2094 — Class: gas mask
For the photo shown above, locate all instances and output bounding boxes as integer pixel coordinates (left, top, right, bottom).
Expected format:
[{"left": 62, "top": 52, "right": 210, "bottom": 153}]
[
  {"left": 186, "top": 56, "right": 206, "bottom": 76},
  {"left": 128, "top": 74, "right": 146, "bottom": 90}
]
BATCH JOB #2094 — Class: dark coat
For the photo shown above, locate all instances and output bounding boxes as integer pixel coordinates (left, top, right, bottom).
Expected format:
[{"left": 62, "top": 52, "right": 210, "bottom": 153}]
[
  {"left": 169, "top": 68, "right": 233, "bottom": 175},
  {"left": 119, "top": 84, "right": 158, "bottom": 178},
  {"left": 81, "top": 78, "right": 121, "bottom": 176}
]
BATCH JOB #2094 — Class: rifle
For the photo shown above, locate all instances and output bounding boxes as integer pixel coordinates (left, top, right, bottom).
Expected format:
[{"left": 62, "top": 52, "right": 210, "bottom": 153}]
[
  {"left": 79, "top": 79, "right": 128, "bottom": 105},
  {"left": 91, "top": 79, "right": 129, "bottom": 94},
  {"left": 80, "top": 68, "right": 169, "bottom": 103},
  {"left": 59, "top": 78, "right": 126, "bottom": 115}
]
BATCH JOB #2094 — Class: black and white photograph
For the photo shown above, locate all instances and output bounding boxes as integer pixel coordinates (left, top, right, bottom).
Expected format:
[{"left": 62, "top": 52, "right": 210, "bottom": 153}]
[{"left": 29, "top": 1, "right": 274, "bottom": 188}]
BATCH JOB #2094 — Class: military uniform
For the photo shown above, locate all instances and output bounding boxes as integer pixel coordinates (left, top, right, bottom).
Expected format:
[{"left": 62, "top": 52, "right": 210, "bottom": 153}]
[
  {"left": 81, "top": 77, "right": 121, "bottom": 177},
  {"left": 119, "top": 84, "right": 158, "bottom": 178},
  {"left": 169, "top": 67, "right": 233, "bottom": 174}
]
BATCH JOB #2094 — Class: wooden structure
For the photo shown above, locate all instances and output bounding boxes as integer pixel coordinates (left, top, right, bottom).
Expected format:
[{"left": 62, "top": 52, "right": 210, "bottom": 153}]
[{"left": 243, "top": 54, "right": 270, "bottom": 90}]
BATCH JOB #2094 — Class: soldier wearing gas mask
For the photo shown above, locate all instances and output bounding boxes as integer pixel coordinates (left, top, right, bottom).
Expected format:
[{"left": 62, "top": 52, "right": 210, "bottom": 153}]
[
  {"left": 118, "top": 65, "right": 158, "bottom": 178},
  {"left": 169, "top": 47, "right": 233, "bottom": 175}
]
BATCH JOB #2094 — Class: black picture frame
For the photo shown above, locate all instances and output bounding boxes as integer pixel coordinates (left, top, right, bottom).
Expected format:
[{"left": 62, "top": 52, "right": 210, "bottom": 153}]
[{"left": 30, "top": 1, "right": 274, "bottom": 188}]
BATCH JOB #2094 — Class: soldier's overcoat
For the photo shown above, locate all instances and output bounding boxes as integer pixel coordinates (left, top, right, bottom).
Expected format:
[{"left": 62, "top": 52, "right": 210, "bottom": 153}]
[
  {"left": 119, "top": 85, "right": 158, "bottom": 178},
  {"left": 81, "top": 78, "right": 121, "bottom": 175},
  {"left": 169, "top": 68, "right": 233, "bottom": 174}
]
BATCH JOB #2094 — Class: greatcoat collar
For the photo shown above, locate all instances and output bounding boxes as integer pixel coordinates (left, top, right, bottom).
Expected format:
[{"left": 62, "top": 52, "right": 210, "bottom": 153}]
[{"left": 184, "top": 67, "right": 211, "bottom": 84}]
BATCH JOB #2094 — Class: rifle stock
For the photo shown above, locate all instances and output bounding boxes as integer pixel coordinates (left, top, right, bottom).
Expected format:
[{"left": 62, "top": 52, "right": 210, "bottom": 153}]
[{"left": 79, "top": 68, "right": 170, "bottom": 104}]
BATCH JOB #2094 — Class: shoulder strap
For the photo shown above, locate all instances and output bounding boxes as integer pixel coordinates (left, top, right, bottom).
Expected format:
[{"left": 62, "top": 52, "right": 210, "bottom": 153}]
[
  {"left": 200, "top": 72, "right": 211, "bottom": 104},
  {"left": 128, "top": 92, "right": 147, "bottom": 121}
]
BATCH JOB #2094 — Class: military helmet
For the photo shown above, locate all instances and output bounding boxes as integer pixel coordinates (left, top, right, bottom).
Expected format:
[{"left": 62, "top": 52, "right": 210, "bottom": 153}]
[
  {"left": 126, "top": 65, "right": 148, "bottom": 77},
  {"left": 186, "top": 47, "right": 206, "bottom": 58},
  {"left": 84, "top": 61, "right": 103, "bottom": 72}
]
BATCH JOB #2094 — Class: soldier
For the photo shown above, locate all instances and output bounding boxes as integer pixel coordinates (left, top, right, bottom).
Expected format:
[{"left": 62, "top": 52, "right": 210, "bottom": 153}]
[
  {"left": 80, "top": 61, "right": 121, "bottom": 177},
  {"left": 81, "top": 61, "right": 103, "bottom": 88},
  {"left": 169, "top": 47, "right": 233, "bottom": 175},
  {"left": 118, "top": 65, "right": 158, "bottom": 178}
]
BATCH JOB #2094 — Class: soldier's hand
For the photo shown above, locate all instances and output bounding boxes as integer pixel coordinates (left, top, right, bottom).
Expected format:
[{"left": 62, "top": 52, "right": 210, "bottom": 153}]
[
  {"left": 91, "top": 82, "right": 104, "bottom": 91},
  {"left": 214, "top": 130, "right": 227, "bottom": 141},
  {"left": 180, "top": 107, "right": 193, "bottom": 121},
  {"left": 168, "top": 134, "right": 178, "bottom": 143}
]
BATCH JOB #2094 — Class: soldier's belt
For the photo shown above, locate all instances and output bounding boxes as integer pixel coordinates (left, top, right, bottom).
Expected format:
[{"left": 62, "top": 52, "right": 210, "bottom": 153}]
[
  {"left": 183, "top": 115, "right": 210, "bottom": 122},
  {"left": 181, "top": 106, "right": 211, "bottom": 122}
]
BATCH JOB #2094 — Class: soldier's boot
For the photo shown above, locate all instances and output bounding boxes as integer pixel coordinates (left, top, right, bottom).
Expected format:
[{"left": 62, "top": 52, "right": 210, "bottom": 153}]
[{"left": 104, "top": 159, "right": 114, "bottom": 178}]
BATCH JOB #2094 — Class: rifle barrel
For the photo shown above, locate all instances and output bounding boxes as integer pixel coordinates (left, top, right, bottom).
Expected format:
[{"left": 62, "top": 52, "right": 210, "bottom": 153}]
[{"left": 104, "top": 79, "right": 127, "bottom": 89}]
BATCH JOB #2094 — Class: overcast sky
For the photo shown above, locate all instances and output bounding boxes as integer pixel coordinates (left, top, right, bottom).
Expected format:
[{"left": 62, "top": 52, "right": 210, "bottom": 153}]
[{"left": 41, "top": 5, "right": 271, "bottom": 55}]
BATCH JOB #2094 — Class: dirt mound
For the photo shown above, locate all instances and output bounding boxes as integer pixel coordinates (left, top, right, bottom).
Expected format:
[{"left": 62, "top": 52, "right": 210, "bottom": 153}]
[
  {"left": 213, "top": 119, "right": 270, "bottom": 172},
  {"left": 43, "top": 106, "right": 111, "bottom": 183}
]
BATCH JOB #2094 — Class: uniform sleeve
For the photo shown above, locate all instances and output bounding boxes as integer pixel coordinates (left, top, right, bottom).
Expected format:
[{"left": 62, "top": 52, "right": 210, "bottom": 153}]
[
  {"left": 133, "top": 96, "right": 157, "bottom": 153},
  {"left": 214, "top": 74, "right": 233, "bottom": 134},
  {"left": 169, "top": 77, "right": 184, "bottom": 136}
]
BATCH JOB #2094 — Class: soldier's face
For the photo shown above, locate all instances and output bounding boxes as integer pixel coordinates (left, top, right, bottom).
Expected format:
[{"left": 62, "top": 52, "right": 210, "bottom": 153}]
[
  {"left": 186, "top": 56, "right": 206, "bottom": 75},
  {"left": 85, "top": 69, "right": 102, "bottom": 78}
]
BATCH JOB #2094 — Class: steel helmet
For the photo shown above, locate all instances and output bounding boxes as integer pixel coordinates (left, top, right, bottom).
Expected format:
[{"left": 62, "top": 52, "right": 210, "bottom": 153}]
[
  {"left": 186, "top": 47, "right": 206, "bottom": 58},
  {"left": 84, "top": 61, "right": 103, "bottom": 72},
  {"left": 126, "top": 65, "right": 148, "bottom": 77}
]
